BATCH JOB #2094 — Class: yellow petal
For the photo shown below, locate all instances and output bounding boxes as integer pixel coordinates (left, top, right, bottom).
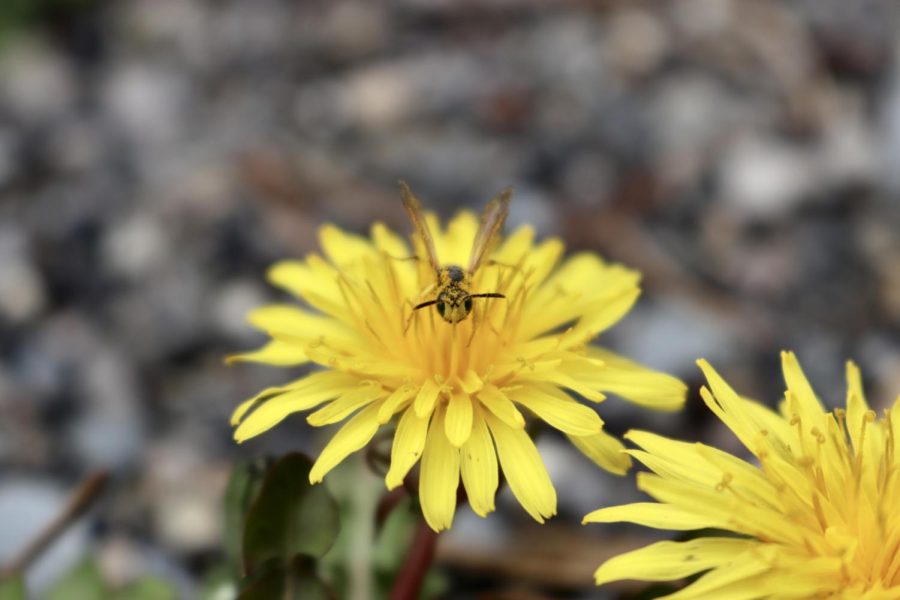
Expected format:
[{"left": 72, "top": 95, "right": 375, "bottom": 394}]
[
  {"left": 225, "top": 339, "right": 307, "bottom": 366},
  {"left": 780, "top": 351, "right": 827, "bottom": 427},
  {"left": 663, "top": 546, "right": 776, "bottom": 600},
  {"left": 484, "top": 412, "right": 556, "bottom": 523},
  {"left": 522, "top": 370, "right": 606, "bottom": 403},
  {"left": 445, "top": 390, "right": 473, "bottom": 447},
  {"left": 508, "top": 384, "right": 603, "bottom": 436},
  {"left": 845, "top": 360, "right": 871, "bottom": 454},
  {"left": 436, "top": 212, "right": 478, "bottom": 267},
  {"left": 385, "top": 408, "right": 429, "bottom": 490},
  {"left": 460, "top": 410, "right": 498, "bottom": 517},
  {"left": 583, "top": 503, "right": 720, "bottom": 530},
  {"left": 419, "top": 405, "right": 460, "bottom": 532},
  {"left": 594, "top": 537, "right": 756, "bottom": 586},
  {"left": 521, "top": 256, "right": 640, "bottom": 339},
  {"left": 414, "top": 378, "right": 441, "bottom": 418},
  {"left": 626, "top": 431, "right": 776, "bottom": 509},
  {"left": 231, "top": 386, "right": 287, "bottom": 426},
  {"left": 233, "top": 372, "right": 361, "bottom": 441},
  {"left": 697, "top": 360, "right": 767, "bottom": 450},
  {"left": 637, "top": 473, "right": 799, "bottom": 545},
  {"left": 557, "top": 286, "right": 640, "bottom": 348},
  {"left": 581, "top": 348, "right": 687, "bottom": 411},
  {"left": 246, "top": 305, "right": 353, "bottom": 343},
  {"left": 567, "top": 428, "right": 632, "bottom": 475},
  {"left": 306, "top": 384, "right": 386, "bottom": 426},
  {"left": 267, "top": 259, "right": 344, "bottom": 317},
  {"left": 377, "top": 385, "right": 417, "bottom": 424},
  {"left": 477, "top": 384, "right": 526, "bottom": 429},
  {"left": 309, "top": 404, "right": 381, "bottom": 483},
  {"left": 319, "top": 224, "right": 373, "bottom": 267}
]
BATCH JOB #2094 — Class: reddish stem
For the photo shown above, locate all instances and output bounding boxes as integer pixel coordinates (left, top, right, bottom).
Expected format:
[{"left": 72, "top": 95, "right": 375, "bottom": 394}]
[{"left": 389, "top": 518, "right": 439, "bottom": 600}]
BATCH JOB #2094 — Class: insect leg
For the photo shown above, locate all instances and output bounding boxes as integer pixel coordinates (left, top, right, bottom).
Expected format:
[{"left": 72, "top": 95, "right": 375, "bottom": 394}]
[{"left": 466, "top": 302, "right": 479, "bottom": 348}]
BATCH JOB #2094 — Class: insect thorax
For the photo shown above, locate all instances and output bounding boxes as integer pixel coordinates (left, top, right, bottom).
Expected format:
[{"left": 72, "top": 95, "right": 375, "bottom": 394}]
[{"left": 445, "top": 265, "right": 465, "bottom": 283}]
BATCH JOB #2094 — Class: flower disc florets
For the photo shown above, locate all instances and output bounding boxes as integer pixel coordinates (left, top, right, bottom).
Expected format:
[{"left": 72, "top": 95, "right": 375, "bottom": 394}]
[{"left": 231, "top": 211, "right": 685, "bottom": 531}]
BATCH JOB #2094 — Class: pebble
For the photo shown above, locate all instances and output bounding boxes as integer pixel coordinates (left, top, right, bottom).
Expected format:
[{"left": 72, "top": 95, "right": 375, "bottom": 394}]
[{"left": 0, "top": 228, "right": 46, "bottom": 324}]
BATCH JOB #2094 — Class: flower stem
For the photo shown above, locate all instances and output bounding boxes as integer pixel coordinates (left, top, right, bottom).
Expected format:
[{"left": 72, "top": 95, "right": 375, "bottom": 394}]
[
  {"left": 389, "top": 516, "right": 438, "bottom": 600},
  {"left": 0, "top": 471, "right": 108, "bottom": 578}
]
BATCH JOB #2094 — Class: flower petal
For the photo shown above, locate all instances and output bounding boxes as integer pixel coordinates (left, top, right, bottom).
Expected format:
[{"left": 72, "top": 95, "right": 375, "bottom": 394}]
[
  {"left": 594, "top": 538, "right": 757, "bottom": 586},
  {"left": 477, "top": 384, "right": 525, "bottom": 429},
  {"left": 385, "top": 407, "right": 429, "bottom": 490},
  {"left": 309, "top": 404, "right": 381, "bottom": 483},
  {"left": 319, "top": 224, "right": 374, "bottom": 266},
  {"left": 233, "top": 373, "right": 362, "bottom": 442},
  {"left": 306, "top": 384, "right": 386, "bottom": 426},
  {"left": 567, "top": 428, "right": 631, "bottom": 475},
  {"left": 583, "top": 502, "right": 721, "bottom": 530},
  {"left": 663, "top": 546, "right": 776, "bottom": 600},
  {"left": 419, "top": 405, "right": 460, "bottom": 531},
  {"left": 580, "top": 348, "right": 687, "bottom": 411},
  {"left": 225, "top": 339, "right": 307, "bottom": 366},
  {"left": 414, "top": 377, "right": 441, "bottom": 418},
  {"left": 460, "top": 410, "right": 498, "bottom": 517},
  {"left": 484, "top": 412, "right": 556, "bottom": 523},
  {"left": 445, "top": 390, "right": 473, "bottom": 447},
  {"left": 508, "top": 384, "right": 603, "bottom": 436},
  {"left": 267, "top": 259, "right": 344, "bottom": 317},
  {"left": 377, "top": 384, "right": 417, "bottom": 424}
]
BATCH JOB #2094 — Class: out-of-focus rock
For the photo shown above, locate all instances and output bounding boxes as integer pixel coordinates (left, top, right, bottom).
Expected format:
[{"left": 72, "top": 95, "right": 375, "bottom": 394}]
[
  {"left": 209, "top": 278, "right": 268, "bottom": 343},
  {"left": 143, "top": 439, "right": 227, "bottom": 553},
  {"left": 607, "top": 8, "right": 670, "bottom": 79},
  {"left": 0, "top": 228, "right": 46, "bottom": 323},
  {"left": 0, "top": 38, "right": 76, "bottom": 123},
  {"left": 70, "top": 349, "right": 144, "bottom": 471},
  {"left": 102, "top": 214, "right": 170, "bottom": 279},
  {"left": 102, "top": 62, "right": 191, "bottom": 151},
  {"left": 718, "top": 134, "right": 818, "bottom": 220}
]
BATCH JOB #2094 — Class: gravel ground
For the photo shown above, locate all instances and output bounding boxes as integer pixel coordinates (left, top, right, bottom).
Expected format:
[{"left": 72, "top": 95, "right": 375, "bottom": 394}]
[{"left": 1, "top": 1, "right": 899, "bottom": 598}]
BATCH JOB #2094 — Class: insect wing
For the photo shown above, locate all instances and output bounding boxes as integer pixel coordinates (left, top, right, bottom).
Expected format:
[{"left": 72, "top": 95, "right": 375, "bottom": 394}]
[
  {"left": 399, "top": 180, "right": 441, "bottom": 274},
  {"left": 467, "top": 187, "right": 512, "bottom": 273}
]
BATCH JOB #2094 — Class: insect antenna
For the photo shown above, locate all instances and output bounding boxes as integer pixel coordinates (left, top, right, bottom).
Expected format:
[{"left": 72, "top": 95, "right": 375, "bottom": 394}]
[{"left": 404, "top": 299, "right": 438, "bottom": 334}]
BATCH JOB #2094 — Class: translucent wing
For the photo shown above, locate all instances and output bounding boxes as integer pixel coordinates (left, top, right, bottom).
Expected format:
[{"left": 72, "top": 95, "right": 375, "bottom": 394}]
[
  {"left": 399, "top": 180, "right": 441, "bottom": 275},
  {"left": 467, "top": 187, "right": 512, "bottom": 273}
]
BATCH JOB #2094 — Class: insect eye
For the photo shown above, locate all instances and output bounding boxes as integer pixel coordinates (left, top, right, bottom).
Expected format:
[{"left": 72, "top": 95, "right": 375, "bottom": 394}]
[
  {"left": 464, "top": 297, "right": 473, "bottom": 313},
  {"left": 436, "top": 301, "right": 446, "bottom": 316}
]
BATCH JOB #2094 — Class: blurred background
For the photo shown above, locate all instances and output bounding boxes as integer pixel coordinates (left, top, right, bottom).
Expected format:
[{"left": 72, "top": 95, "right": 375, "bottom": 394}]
[{"left": 1, "top": 0, "right": 899, "bottom": 598}]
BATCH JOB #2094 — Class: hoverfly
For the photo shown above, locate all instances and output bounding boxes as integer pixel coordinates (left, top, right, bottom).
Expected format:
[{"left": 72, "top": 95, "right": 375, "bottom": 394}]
[{"left": 399, "top": 180, "right": 511, "bottom": 324}]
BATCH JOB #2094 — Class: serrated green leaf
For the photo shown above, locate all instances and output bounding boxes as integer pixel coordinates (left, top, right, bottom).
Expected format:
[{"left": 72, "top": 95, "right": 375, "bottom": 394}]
[
  {"left": 45, "top": 559, "right": 106, "bottom": 600},
  {"left": 113, "top": 577, "right": 176, "bottom": 600},
  {"left": 224, "top": 459, "right": 269, "bottom": 568},
  {"left": 242, "top": 453, "right": 340, "bottom": 575},
  {"left": 238, "top": 557, "right": 329, "bottom": 600},
  {"left": 0, "top": 575, "right": 25, "bottom": 600}
]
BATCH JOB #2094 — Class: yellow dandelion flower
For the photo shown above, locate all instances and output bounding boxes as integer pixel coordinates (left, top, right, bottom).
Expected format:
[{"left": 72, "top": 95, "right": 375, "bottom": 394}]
[
  {"left": 585, "top": 351, "right": 900, "bottom": 599},
  {"left": 230, "top": 193, "right": 686, "bottom": 532}
]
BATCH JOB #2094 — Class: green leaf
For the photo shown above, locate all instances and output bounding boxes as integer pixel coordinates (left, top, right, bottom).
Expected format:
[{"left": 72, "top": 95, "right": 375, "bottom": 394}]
[
  {"left": 242, "top": 453, "right": 340, "bottom": 575},
  {"left": 224, "top": 459, "right": 269, "bottom": 568},
  {"left": 45, "top": 560, "right": 106, "bottom": 600},
  {"left": 0, "top": 575, "right": 25, "bottom": 600},
  {"left": 113, "top": 577, "right": 177, "bottom": 600},
  {"left": 238, "top": 557, "right": 330, "bottom": 600}
]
